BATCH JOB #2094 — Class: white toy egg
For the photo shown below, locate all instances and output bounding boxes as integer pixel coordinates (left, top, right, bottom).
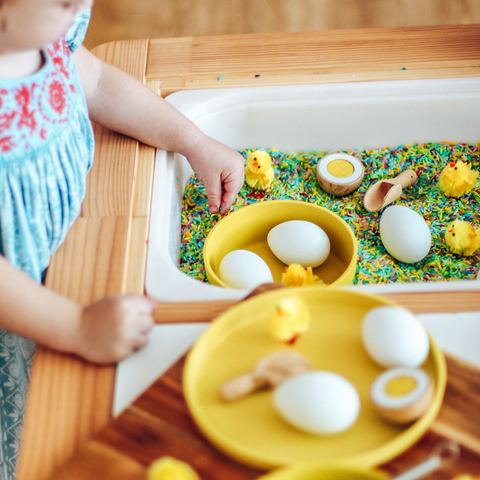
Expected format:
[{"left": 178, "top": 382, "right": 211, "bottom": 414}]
[
  {"left": 218, "top": 250, "right": 273, "bottom": 289},
  {"left": 273, "top": 371, "right": 360, "bottom": 435},
  {"left": 362, "top": 306, "right": 430, "bottom": 368},
  {"left": 379, "top": 206, "right": 431, "bottom": 263},
  {"left": 267, "top": 220, "right": 330, "bottom": 268}
]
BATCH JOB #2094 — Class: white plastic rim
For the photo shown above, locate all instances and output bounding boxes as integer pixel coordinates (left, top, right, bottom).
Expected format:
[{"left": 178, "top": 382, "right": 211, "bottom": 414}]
[
  {"left": 371, "top": 367, "right": 431, "bottom": 409},
  {"left": 318, "top": 153, "right": 364, "bottom": 185}
]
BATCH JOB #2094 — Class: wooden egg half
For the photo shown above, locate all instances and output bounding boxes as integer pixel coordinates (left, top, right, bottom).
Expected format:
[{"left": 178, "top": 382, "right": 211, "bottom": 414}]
[
  {"left": 316, "top": 153, "right": 364, "bottom": 197},
  {"left": 370, "top": 367, "right": 434, "bottom": 425}
]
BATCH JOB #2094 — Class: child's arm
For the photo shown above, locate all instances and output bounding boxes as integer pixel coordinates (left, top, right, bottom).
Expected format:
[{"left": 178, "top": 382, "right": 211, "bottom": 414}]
[
  {"left": 73, "top": 46, "right": 245, "bottom": 214},
  {"left": 0, "top": 256, "right": 156, "bottom": 363}
]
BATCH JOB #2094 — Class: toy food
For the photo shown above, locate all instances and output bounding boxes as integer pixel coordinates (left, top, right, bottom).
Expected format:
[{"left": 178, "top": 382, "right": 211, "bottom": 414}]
[
  {"left": 438, "top": 159, "right": 479, "bottom": 198},
  {"left": 245, "top": 150, "right": 275, "bottom": 190},
  {"left": 219, "top": 350, "right": 312, "bottom": 402},
  {"left": 267, "top": 220, "right": 330, "bottom": 268},
  {"left": 363, "top": 169, "right": 418, "bottom": 212},
  {"left": 281, "top": 263, "right": 323, "bottom": 287},
  {"left": 379, "top": 205, "right": 431, "bottom": 263},
  {"left": 316, "top": 153, "right": 365, "bottom": 196},
  {"left": 218, "top": 249, "right": 273, "bottom": 289},
  {"left": 445, "top": 219, "right": 480, "bottom": 256},
  {"left": 362, "top": 306, "right": 430, "bottom": 368},
  {"left": 148, "top": 456, "right": 200, "bottom": 480},
  {"left": 269, "top": 295, "right": 311, "bottom": 344},
  {"left": 273, "top": 371, "right": 360, "bottom": 435},
  {"left": 370, "top": 367, "right": 434, "bottom": 425}
]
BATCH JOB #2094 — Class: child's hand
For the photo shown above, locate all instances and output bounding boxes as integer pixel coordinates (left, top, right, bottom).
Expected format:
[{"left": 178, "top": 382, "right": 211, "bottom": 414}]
[
  {"left": 184, "top": 134, "right": 245, "bottom": 215},
  {"left": 75, "top": 294, "right": 157, "bottom": 363}
]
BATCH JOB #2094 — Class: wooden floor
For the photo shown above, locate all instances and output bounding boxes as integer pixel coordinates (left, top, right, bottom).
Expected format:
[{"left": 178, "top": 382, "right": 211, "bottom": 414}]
[{"left": 84, "top": 0, "right": 480, "bottom": 50}]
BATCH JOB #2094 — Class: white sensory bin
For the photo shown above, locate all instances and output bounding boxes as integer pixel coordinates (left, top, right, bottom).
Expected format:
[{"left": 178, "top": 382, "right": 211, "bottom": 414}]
[{"left": 145, "top": 77, "right": 480, "bottom": 302}]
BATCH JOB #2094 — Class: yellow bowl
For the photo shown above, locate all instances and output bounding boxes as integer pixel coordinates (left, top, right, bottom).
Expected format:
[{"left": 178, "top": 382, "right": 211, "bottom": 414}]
[{"left": 204, "top": 200, "right": 357, "bottom": 287}]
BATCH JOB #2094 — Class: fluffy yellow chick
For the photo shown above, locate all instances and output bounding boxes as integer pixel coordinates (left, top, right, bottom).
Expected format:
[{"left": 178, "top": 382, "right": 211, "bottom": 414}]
[
  {"left": 269, "top": 295, "right": 311, "bottom": 344},
  {"left": 445, "top": 219, "right": 480, "bottom": 256},
  {"left": 281, "top": 263, "right": 323, "bottom": 287},
  {"left": 438, "top": 159, "right": 479, "bottom": 198},
  {"left": 147, "top": 457, "right": 200, "bottom": 480},
  {"left": 245, "top": 150, "right": 275, "bottom": 190}
]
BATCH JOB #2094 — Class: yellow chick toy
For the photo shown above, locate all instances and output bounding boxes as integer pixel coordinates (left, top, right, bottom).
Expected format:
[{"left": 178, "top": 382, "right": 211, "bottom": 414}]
[
  {"left": 445, "top": 219, "right": 480, "bottom": 256},
  {"left": 281, "top": 263, "right": 323, "bottom": 287},
  {"left": 269, "top": 295, "right": 311, "bottom": 344},
  {"left": 438, "top": 159, "right": 479, "bottom": 198},
  {"left": 245, "top": 150, "right": 275, "bottom": 190},
  {"left": 148, "top": 457, "right": 200, "bottom": 480}
]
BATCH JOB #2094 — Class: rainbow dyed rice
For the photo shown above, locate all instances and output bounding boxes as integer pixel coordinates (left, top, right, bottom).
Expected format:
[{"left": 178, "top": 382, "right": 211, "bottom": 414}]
[{"left": 180, "top": 143, "right": 479, "bottom": 284}]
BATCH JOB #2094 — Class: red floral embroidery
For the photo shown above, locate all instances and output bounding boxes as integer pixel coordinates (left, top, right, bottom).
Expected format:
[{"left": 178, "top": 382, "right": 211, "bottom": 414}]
[
  {"left": 49, "top": 80, "right": 66, "bottom": 114},
  {"left": 0, "top": 136, "right": 15, "bottom": 153},
  {"left": 15, "top": 84, "right": 37, "bottom": 134},
  {"left": 52, "top": 56, "right": 70, "bottom": 79},
  {"left": 1, "top": 35, "right": 78, "bottom": 154},
  {"left": 0, "top": 111, "right": 16, "bottom": 133}
]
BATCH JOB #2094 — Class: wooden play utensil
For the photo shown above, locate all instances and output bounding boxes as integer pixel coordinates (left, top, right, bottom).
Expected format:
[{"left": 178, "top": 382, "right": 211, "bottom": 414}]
[
  {"left": 392, "top": 440, "right": 459, "bottom": 480},
  {"left": 152, "top": 282, "right": 285, "bottom": 324},
  {"left": 219, "top": 350, "right": 312, "bottom": 401},
  {"left": 363, "top": 170, "right": 418, "bottom": 212}
]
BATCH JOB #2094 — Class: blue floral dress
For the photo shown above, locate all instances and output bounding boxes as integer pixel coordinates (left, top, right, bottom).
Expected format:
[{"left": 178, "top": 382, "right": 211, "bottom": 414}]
[{"left": 0, "top": 11, "right": 94, "bottom": 479}]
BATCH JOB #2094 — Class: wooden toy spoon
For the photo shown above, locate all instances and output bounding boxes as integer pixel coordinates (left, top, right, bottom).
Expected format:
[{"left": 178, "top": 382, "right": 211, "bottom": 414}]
[
  {"left": 219, "top": 350, "right": 312, "bottom": 401},
  {"left": 363, "top": 169, "right": 418, "bottom": 212},
  {"left": 392, "top": 440, "right": 459, "bottom": 480}
]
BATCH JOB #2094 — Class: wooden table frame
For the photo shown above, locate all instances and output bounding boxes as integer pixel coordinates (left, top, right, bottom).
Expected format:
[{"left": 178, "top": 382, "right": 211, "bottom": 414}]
[{"left": 16, "top": 24, "right": 480, "bottom": 480}]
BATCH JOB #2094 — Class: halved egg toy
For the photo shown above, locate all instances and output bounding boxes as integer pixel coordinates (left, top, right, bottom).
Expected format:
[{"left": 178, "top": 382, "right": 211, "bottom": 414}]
[
  {"left": 371, "top": 367, "right": 434, "bottom": 425},
  {"left": 316, "top": 153, "right": 365, "bottom": 196}
]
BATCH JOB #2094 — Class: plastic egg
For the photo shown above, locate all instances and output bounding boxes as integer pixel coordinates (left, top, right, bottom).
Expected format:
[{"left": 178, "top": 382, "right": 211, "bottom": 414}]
[
  {"left": 267, "top": 220, "right": 330, "bottom": 268},
  {"left": 362, "top": 306, "right": 430, "bottom": 368},
  {"left": 379, "top": 206, "right": 431, "bottom": 263},
  {"left": 218, "top": 250, "right": 273, "bottom": 289},
  {"left": 273, "top": 371, "right": 360, "bottom": 435}
]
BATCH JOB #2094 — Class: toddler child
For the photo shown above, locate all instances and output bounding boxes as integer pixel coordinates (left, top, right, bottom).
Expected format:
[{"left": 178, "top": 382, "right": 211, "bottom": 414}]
[{"left": 0, "top": 0, "right": 245, "bottom": 477}]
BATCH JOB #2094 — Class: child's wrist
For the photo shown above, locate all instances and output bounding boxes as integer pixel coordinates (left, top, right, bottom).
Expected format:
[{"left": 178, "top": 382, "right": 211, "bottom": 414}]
[
  {"left": 177, "top": 127, "right": 206, "bottom": 160},
  {"left": 50, "top": 300, "right": 85, "bottom": 356}
]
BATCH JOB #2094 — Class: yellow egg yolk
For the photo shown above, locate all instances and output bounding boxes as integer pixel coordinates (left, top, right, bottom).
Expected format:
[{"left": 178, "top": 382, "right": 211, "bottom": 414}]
[
  {"left": 327, "top": 159, "right": 355, "bottom": 178},
  {"left": 384, "top": 375, "right": 418, "bottom": 397}
]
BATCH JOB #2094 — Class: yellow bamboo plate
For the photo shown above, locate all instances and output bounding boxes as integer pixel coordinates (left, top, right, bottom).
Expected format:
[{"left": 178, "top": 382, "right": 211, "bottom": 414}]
[
  {"left": 183, "top": 287, "right": 446, "bottom": 470},
  {"left": 257, "top": 465, "right": 387, "bottom": 480}
]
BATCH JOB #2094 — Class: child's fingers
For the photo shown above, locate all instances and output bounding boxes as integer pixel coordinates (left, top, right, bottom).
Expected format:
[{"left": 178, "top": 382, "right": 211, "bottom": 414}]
[
  {"left": 220, "top": 188, "right": 236, "bottom": 214},
  {"left": 220, "top": 168, "right": 245, "bottom": 213},
  {"left": 202, "top": 177, "right": 222, "bottom": 214},
  {"left": 132, "top": 331, "right": 150, "bottom": 351}
]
